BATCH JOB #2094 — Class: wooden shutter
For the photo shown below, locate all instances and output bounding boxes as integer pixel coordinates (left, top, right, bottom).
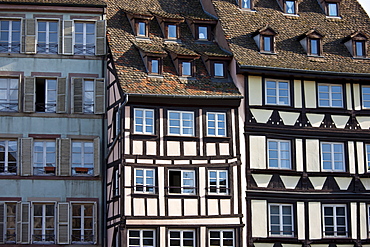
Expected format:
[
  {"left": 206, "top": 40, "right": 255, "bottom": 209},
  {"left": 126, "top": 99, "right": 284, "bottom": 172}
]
[
  {"left": 20, "top": 138, "right": 32, "bottom": 176},
  {"left": 57, "top": 138, "right": 71, "bottom": 176},
  {"left": 0, "top": 202, "right": 4, "bottom": 244},
  {"left": 63, "top": 20, "right": 73, "bottom": 55},
  {"left": 56, "top": 77, "right": 67, "bottom": 113},
  {"left": 23, "top": 77, "right": 35, "bottom": 113},
  {"left": 72, "top": 78, "right": 83, "bottom": 113},
  {"left": 94, "top": 78, "right": 105, "bottom": 114},
  {"left": 94, "top": 137, "right": 100, "bottom": 177},
  {"left": 95, "top": 20, "right": 106, "bottom": 55},
  {"left": 25, "top": 19, "right": 36, "bottom": 54},
  {"left": 16, "top": 202, "right": 30, "bottom": 244},
  {"left": 17, "top": 74, "right": 22, "bottom": 113},
  {"left": 57, "top": 202, "right": 69, "bottom": 244}
]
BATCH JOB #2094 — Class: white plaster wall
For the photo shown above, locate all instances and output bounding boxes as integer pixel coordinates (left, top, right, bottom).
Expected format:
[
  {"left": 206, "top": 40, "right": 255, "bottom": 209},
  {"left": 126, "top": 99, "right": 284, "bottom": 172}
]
[
  {"left": 125, "top": 166, "right": 132, "bottom": 216},
  {"left": 206, "top": 143, "right": 216, "bottom": 156},
  {"left": 297, "top": 202, "right": 305, "bottom": 240},
  {"left": 132, "top": 141, "right": 143, "bottom": 155},
  {"left": 348, "top": 141, "right": 356, "bottom": 174},
  {"left": 249, "top": 76, "right": 263, "bottom": 106},
  {"left": 219, "top": 143, "right": 230, "bottom": 156},
  {"left": 220, "top": 199, "right": 231, "bottom": 215},
  {"left": 353, "top": 84, "right": 361, "bottom": 110},
  {"left": 308, "top": 202, "right": 322, "bottom": 239},
  {"left": 304, "top": 81, "right": 317, "bottom": 108},
  {"left": 146, "top": 141, "right": 156, "bottom": 155},
  {"left": 158, "top": 167, "right": 165, "bottom": 216},
  {"left": 199, "top": 167, "right": 206, "bottom": 215},
  {"left": 294, "top": 80, "right": 302, "bottom": 108},
  {"left": 167, "top": 141, "right": 180, "bottom": 156},
  {"left": 249, "top": 136, "right": 266, "bottom": 169},
  {"left": 133, "top": 198, "right": 145, "bottom": 216},
  {"left": 306, "top": 139, "right": 320, "bottom": 172},
  {"left": 346, "top": 83, "right": 352, "bottom": 110},
  {"left": 357, "top": 142, "right": 365, "bottom": 174},
  {"left": 296, "top": 139, "right": 304, "bottom": 172},
  {"left": 351, "top": 202, "right": 357, "bottom": 239},
  {"left": 208, "top": 199, "right": 219, "bottom": 215},
  {"left": 184, "top": 199, "right": 198, "bottom": 216},
  {"left": 168, "top": 199, "right": 182, "bottom": 216},
  {"left": 251, "top": 200, "right": 267, "bottom": 238},
  {"left": 360, "top": 203, "right": 367, "bottom": 239},
  {"left": 184, "top": 141, "right": 197, "bottom": 156}
]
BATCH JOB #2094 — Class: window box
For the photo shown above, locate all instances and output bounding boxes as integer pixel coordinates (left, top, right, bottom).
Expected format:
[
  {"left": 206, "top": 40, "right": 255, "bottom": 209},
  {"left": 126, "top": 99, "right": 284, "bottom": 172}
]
[
  {"left": 44, "top": 166, "right": 55, "bottom": 172},
  {"left": 74, "top": 167, "right": 89, "bottom": 173}
]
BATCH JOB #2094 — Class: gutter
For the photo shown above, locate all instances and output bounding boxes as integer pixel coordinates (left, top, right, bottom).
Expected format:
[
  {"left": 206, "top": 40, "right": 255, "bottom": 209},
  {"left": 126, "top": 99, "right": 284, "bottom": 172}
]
[{"left": 128, "top": 93, "right": 243, "bottom": 99}]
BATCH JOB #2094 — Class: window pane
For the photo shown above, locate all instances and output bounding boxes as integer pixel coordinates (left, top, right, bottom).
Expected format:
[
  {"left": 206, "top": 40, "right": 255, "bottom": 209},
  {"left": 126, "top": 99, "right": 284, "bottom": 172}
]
[
  {"left": 263, "top": 36, "right": 271, "bottom": 51},
  {"left": 242, "top": 0, "right": 250, "bottom": 8},
  {"left": 214, "top": 63, "right": 224, "bottom": 77},
  {"left": 182, "top": 62, "right": 191, "bottom": 76},
  {"left": 328, "top": 3, "right": 338, "bottom": 16},
  {"left": 198, "top": 26, "right": 207, "bottom": 39},
  {"left": 286, "top": 1, "right": 295, "bottom": 14},
  {"left": 168, "top": 24, "right": 177, "bottom": 38}
]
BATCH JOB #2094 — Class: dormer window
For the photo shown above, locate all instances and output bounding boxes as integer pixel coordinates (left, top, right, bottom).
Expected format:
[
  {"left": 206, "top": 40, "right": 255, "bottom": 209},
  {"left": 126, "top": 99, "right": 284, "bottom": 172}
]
[
  {"left": 241, "top": 0, "right": 251, "bottom": 9},
  {"left": 198, "top": 26, "right": 209, "bottom": 40},
  {"left": 137, "top": 21, "right": 146, "bottom": 36},
  {"left": 262, "top": 36, "right": 273, "bottom": 52},
  {"left": 253, "top": 26, "right": 277, "bottom": 54},
  {"left": 344, "top": 31, "right": 368, "bottom": 58},
  {"left": 309, "top": 38, "right": 320, "bottom": 56},
  {"left": 285, "top": 0, "right": 296, "bottom": 14},
  {"left": 155, "top": 15, "right": 184, "bottom": 41},
  {"left": 135, "top": 43, "right": 167, "bottom": 76},
  {"left": 327, "top": 2, "right": 338, "bottom": 16},
  {"left": 127, "top": 13, "right": 153, "bottom": 39},
  {"left": 213, "top": 62, "right": 225, "bottom": 78},
  {"left": 180, "top": 60, "right": 193, "bottom": 77},
  {"left": 148, "top": 57, "right": 161, "bottom": 75},
  {"left": 355, "top": 41, "right": 365, "bottom": 57},
  {"left": 299, "top": 30, "right": 324, "bottom": 57},
  {"left": 167, "top": 24, "right": 177, "bottom": 39}
]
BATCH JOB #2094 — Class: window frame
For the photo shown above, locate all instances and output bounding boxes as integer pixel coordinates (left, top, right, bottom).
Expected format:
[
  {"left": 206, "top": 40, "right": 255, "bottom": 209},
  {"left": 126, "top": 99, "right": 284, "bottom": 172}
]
[
  {"left": 317, "top": 83, "right": 344, "bottom": 108},
  {"left": 320, "top": 142, "right": 346, "bottom": 172},
  {"left": 0, "top": 19, "right": 21, "bottom": 53},
  {"left": 206, "top": 112, "right": 227, "bottom": 137},
  {"left": 265, "top": 79, "right": 290, "bottom": 106},
  {"left": 71, "top": 140, "right": 94, "bottom": 176},
  {"left": 209, "top": 229, "right": 235, "bottom": 247},
  {"left": 240, "top": 0, "right": 251, "bottom": 9},
  {"left": 168, "top": 229, "right": 196, "bottom": 247},
  {"left": 134, "top": 168, "right": 156, "bottom": 194},
  {"left": 284, "top": 0, "right": 296, "bottom": 14},
  {"left": 261, "top": 35, "right": 274, "bottom": 53},
  {"left": 0, "top": 77, "right": 19, "bottom": 112},
  {"left": 36, "top": 19, "right": 59, "bottom": 54},
  {"left": 148, "top": 57, "right": 162, "bottom": 75},
  {"left": 35, "top": 78, "right": 57, "bottom": 113},
  {"left": 74, "top": 21, "right": 95, "bottom": 55},
  {"left": 167, "top": 110, "right": 195, "bottom": 136},
  {"left": 267, "top": 139, "right": 292, "bottom": 170},
  {"left": 327, "top": 2, "right": 339, "bottom": 17},
  {"left": 71, "top": 203, "right": 95, "bottom": 243},
  {"left": 179, "top": 60, "right": 194, "bottom": 77},
  {"left": 32, "top": 202, "right": 56, "bottom": 244},
  {"left": 168, "top": 169, "right": 196, "bottom": 195},
  {"left": 135, "top": 20, "right": 148, "bottom": 37},
  {"left": 0, "top": 201, "right": 17, "bottom": 243},
  {"left": 365, "top": 144, "right": 370, "bottom": 172},
  {"left": 322, "top": 204, "right": 348, "bottom": 237},
  {"left": 33, "top": 140, "right": 56, "bottom": 175},
  {"left": 0, "top": 139, "right": 17, "bottom": 175},
  {"left": 127, "top": 229, "right": 156, "bottom": 247},
  {"left": 165, "top": 23, "right": 178, "bottom": 40},
  {"left": 268, "top": 203, "right": 294, "bottom": 237},
  {"left": 208, "top": 170, "right": 229, "bottom": 195},
  {"left": 83, "top": 79, "right": 94, "bottom": 113},
  {"left": 196, "top": 25, "right": 210, "bottom": 41},
  {"left": 134, "top": 108, "right": 155, "bottom": 135},
  {"left": 362, "top": 85, "right": 370, "bottom": 109},
  {"left": 212, "top": 61, "right": 227, "bottom": 78},
  {"left": 354, "top": 40, "right": 366, "bottom": 58},
  {"left": 308, "top": 38, "right": 321, "bottom": 56}
]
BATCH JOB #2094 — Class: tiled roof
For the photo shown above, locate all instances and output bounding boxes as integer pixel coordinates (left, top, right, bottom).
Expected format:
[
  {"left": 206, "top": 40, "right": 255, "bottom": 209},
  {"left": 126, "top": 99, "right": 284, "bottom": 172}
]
[
  {"left": 212, "top": 0, "right": 370, "bottom": 75},
  {"left": 107, "top": 0, "right": 241, "bottom": 97},
  {"left": 0, "top": 0, "right": 106, "bottom": 6}
]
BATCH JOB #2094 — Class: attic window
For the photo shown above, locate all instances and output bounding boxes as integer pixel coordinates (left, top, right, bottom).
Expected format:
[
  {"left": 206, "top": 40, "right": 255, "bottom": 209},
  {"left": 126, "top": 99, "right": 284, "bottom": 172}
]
[
  {"left": 343, "top": 31, "right": 367, "bottom": 58},
  {"left": 197, "top": 25, "right": 209, "bottom": 40},
  {"left": 136, "top": 20, "right": 148, "bottom": 37},
  {"left": 309, "top": 38, "right": 321, "bottom": 56},
  {"left": 148, "top": 57, "right": 161, "bottom": 75},
  {"left": 167, "top": 24, "right": 177, "bottom": 39},
  {"left": 253, "top": 27, "right": 277, "bottom": 54},
  {"left": 327, "top": 2, "right": 338, "bottom": 17},
  {"left": 180, "top": 60, "right": 193, "bottom": 77},
  {"left": 241, "top": 0, "right": 251, "bottom": 9},
  {"left": 262, "top": 35, "right": 274, "bottom": 53},
  {"left": 285, "top": 0, "right": 296, "bottom": 14},
  {"left": 212, "top": 61, "right": 226, "bottom": 78},
  {"left": 355, "top": 41, "right": 365, "bottom": 57},
  {"left": 299, "top": 30, "right": 324, "bottom": 57}
]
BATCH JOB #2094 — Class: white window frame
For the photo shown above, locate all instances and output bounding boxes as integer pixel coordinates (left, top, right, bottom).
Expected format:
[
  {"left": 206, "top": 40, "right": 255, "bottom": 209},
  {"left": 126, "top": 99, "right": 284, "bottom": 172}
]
[
  {"left": 0, "top": 19, "right": 21, "bottom": 53},
  {"left": 265, "top": 79, "right": 290, "bottom": 106},
  {"left": 168, "top": 110, "right": 194, "bottom": 136},
  {"left": 318, "top": 83, "right": 343, "bottom": 108},
  {"left": 71, "top": 141, "right": 94, "bottom": 176},
  {"left": 322, "top": 204, "right": 347, "bottom": 237},
  {"left": 134, "top": 168, "right": 156, "bottom": 193},
  {"left": 168, "top": 229, "right": 195, "bottom": 247},
  {"left": 36, "top": 19, "right": 58, "bottom": 54},
  {"left": 83, "top": 79, "right": 94, "bottom": 113},
  {"left": 1, "top": 202, "right": 17, "bottom": 243},
  {"left": 207, "top": 112, "right": 226, "bottom": 137},
  {"left": 127, "top": 229, "right": 156, "bottom": 247},
  {"left": 268, "top": 204, "right": 294, "bottom": 237},
  {"left": 71, "top": 203, "right": 95, "bottom": 243},
  {"left": 32, "top": 203, "right": 56, "bottom": 244},
  {"left": 0, "top": 140, "right": 17, "bottom": 174},
  {"left": 208, "top": 170, "right": 229, "bottom": 195},
  {"left": 134, "top": 108, "right": 155, "bottom": 135},
  {"left": 0, "top": 77, "right": 19, "bottom": 112},
  {"left": 209, "top": 229, "right": 235, "bottom": 247},
  {"left": 74, "top": 21, "right": 95, "bottom": 55},
  {"left": 33, "top": 140, "right": 56, "bottom": 175},
  {"left": 168, "top": 170, "right": 196, "bottom": 195},
  {"left": 362, "top": 86, "right": 370, "bottom": 109},
  {"left": 321, "top": 142, "right": 345, "bottom": 172},
  {"left": 267, "top": 139, "right": 291, "bottom": 169},
  {"left": 35, "top": 78, "right": 57, "bottom": 113}
]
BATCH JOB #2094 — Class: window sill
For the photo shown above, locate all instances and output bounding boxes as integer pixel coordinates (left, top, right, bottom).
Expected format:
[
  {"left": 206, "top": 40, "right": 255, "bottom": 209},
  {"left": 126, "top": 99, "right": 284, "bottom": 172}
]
[
  {"left": 135, "top": 36, "right": 150, "bottom": 41},
  {"left": 240, "top": 8, "right": 256, "bottom": 13},
  {"left": 283, "top": 13, "right": 299, "bottom": 18},
  {"left": 260, "top": 51, "right": 277, "bottom": 55}
]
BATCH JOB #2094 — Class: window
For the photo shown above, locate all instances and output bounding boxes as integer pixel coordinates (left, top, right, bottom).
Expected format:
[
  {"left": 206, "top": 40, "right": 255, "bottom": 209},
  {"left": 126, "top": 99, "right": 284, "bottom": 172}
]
[
  {"left": 285, "top": 0, "right": 296, "bottom": 14},
  {"left": 323, "top": 204, "right": 347, "bottom": 237},
  {"left": 168, "top": 111, "right": 194, "bottom": 136},
  {"left": 209, "top": 230, "right": 234, "bottom": 247},
  {"left": 318, "top": 84, "right": 343, "bottom": 108},
  {"left": 72, "top": 141, "right": 94, "bottom": 175},
  {"left": 137, "top": 21, "right": 147, "bottom": 37},
  {"left": 180, "top": 61, "right": 192, "bottom": 77},
  {"left": 33, "top": 203, "right": 55, "bottom": 243},
  {"left": 213, "top": 62, "right": 225, "bottom": 78},
  {"left": 366, "top": 144, "right": 370, "bottom": 172},
  {"left": 327, "top": 3, "right": 338, "bottom": 17},
  {"left": 167, "top": 24, "right": 177, "bottom": 39},
  {"left": 33, "top": 140, "right": 56, "bottom": 175},
  {"left": 71, "top": 203, "right": 95, "bottom": 243},
  {"left": 265, "top": 79, "right": 290, "bottom": 105},
  {"left": 262, "top": 35, "right": 274, "bottom": 53},
  {"left": 37, "top": 20, "right": 58, "bottom": 54},
  {"left": 321, "top": 142, "right": 345, "bottom": 172},
  {"left": 0, "top": 20, "right": 21, "bottom": 53},
  {"left": 241, "top": 0, "right": 251, "bottom": 9},
  {"left": 168, "top": 170, "right": 195, "bottom": 194},
  {"left": 114, "top": 168, "right": 119, "bottom": 196},
  {"left": 83, "top": 79, "right": 94, "bottom": 113},
  {"left": 128, "top": 229, "right": 155, "bottom": 247},
  {"left": 198, "top": 26, "right": 208, "bottom": 40},
  {"left": 135, "top": 168, "right": 155, "bottom": 193},
  {"left": 35, "top": 78, "right": 57, "bottom": 112},
  {"left": 169, "top": 230, "right": 195, "bottom": 247},
  {"left": 207, "top": 112, "right": 226, "bottom": 137},
  {"left": 0, "top": 77, "right": 18, "bottom": 112},
  {"left": 148, "top": 58, "right": 161, "bottom": 75},
  {"left": 269, "top": 204, "right": 294, "bottom": 237},
  {"left": 355, "top": 41, "right": 365, "bottom": 57},
  {"left": 362, "top": 86, "right": 370, "bottom": 109},
  {"left": 0, "top": 202, "right": 16, "bottom": 243},
  {"left": 208, "top": 170, "right": 228, "bottom": 194},
  {"left": 74, "top": 22, "right": 95, "bottom": 55},
  {"left": 0, "top": 140, "right": 17, "bottom": 174},
  {"left": 134, "top": 108, "right": 155, "bottom": 134},
  {"left": 309, "top": 38, "right": 320, "bottom": 56},
  {"left": 268, "top": 139, "right": 291, "bottom": 169}
]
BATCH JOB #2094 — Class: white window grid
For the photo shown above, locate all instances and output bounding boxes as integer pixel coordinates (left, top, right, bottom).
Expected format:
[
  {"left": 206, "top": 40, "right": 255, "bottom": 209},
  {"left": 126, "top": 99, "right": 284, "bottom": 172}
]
[
  {"left": 321, "top": 142, "right": 345, "bottom": 172},
  {"left": 134, "top": 108, "right": 155, "bottom": 134},
  {"left": 168, "top": 230, "right": 195, "bottom": 247},
  {"left": 74, "top": 22, "right": 95, "bottom": 55},
  {"left": 71, "top": 203, "right": 94, "bottom": 243},
  {"left": 322, "top": 204, "right": 347, "bottom": 237},
  {"left": 71, "top": 141, "right": 94, "bottom": 176},
  {"left": 362, "top": 86, "right": 370, "bottom": 109},
  {"left": 83, "top": 79, "right": 94, "bottom": 113},
  {"left": 208, "top": 170, "right": 229, "bottom": 194},
  {"left": 33, "top": 141, "right": 56, "bottom": 175},
  {"left": 168, "top": 170, "right": 196, "bottom": 195},
  {"left": 318, "top": 84, "right": 343, "bottom": 108},
  {"left": 207, "top": 112, "right": 226, "bottom": 137},
  {"left": 0, "top": 77, "right": 18, "bottom": 112},
  {"left": 127, "top": 229, "right": 155, "bottom": 247},
  {"left": 0, "top": 140, "right": 17, "bottom": 174},
  {"left": 134, "top": 168, "right": 155, "bottom": 193},
  {"left": 209, "top": 229, "right": 235, "bottom": 247},
  {"left": 265, "top": 79, "right": 290, "bottom": 105},
  {"left": 168, "top": 110, "right": 194, "bottom": 136},
  {"left": 268, "top": 139, "right": 291, "bottom": 169},
  {"left": 37, "top": 20, "right": 58, "bottom": 54},
  {"left": 269, "top": 204, "right": 294, "bottom": 237},
  {"left": 0, "top": 19, "right": 21, "bottom": 53},
  {"left": 32, "top": 203, "right": 56, "bottom": 243}
]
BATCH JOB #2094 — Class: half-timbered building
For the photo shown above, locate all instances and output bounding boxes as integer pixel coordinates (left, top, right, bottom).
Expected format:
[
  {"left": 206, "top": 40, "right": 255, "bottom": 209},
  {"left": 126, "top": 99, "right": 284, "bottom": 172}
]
[
  {"left": 204, "top": 0, "right": 370, "bottom": 246},
  {"left": 105, "top": 0, "right": 243, "bottom": 246}
]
